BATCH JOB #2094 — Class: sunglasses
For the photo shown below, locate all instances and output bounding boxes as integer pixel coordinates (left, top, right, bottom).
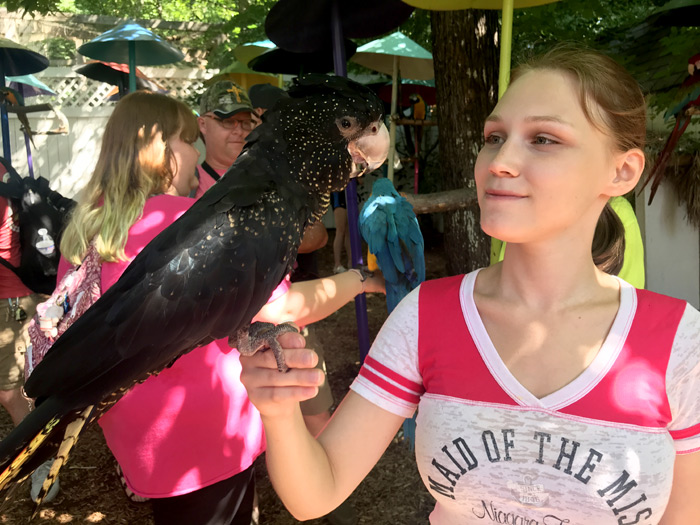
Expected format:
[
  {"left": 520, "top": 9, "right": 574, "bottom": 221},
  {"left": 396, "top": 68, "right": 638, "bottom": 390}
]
[{"left": 204, "top": 114, "right": 256, "bottom": 131}]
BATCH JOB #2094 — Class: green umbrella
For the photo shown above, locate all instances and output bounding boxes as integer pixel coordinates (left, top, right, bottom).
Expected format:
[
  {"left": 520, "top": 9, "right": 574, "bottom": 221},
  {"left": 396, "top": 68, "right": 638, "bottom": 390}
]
[
  {"left": 351, "top": 31, "right": 434, "bottom": 181},
  {"left": 78, "top": 20, "right": 184, "bottom": 93}
]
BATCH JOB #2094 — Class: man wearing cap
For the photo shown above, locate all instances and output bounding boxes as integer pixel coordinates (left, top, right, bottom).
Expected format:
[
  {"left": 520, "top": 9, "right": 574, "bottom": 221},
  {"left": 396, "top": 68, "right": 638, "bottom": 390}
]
[{"left": 196, "top": 81, "right": 257, "bottom": 199}]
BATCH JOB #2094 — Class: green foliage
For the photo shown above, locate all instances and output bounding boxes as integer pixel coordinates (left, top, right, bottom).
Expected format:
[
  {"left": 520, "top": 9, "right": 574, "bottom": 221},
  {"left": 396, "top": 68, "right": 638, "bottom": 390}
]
[
  {"left": 511, "top": 0, "right": 666, "bottom": 59},
  {"left": 398, "top": 9, "right": 432, "bottom": 52},
  {"left": 38, "top": 36, "right": 76, "bottom": 59}
]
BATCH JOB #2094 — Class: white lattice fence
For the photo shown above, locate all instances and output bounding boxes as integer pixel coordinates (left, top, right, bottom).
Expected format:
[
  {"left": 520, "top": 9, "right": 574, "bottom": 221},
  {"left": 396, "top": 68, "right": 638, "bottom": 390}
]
[
  {"left": 31, "top": 66, "right": 215, "bottom": 109},
  {"left": 4, "top": 66, "right": 215, "bottom": 197}
]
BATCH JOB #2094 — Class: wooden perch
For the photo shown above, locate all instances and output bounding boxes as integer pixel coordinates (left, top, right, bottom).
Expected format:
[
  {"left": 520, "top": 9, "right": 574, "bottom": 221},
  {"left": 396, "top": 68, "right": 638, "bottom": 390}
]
[
  {"left": 5, "top": 104, "right": 54, "bottom": 115},
  {"left": 5, "top": 104, "right": 70, "bottom": 135},
  {"left": 403, "top": 187, "right": 477, "bottom": 215}
]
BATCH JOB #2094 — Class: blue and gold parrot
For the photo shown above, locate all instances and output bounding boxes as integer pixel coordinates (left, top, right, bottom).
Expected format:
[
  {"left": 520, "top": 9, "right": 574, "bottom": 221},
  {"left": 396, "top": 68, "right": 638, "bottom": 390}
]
[
  {"left": 359, "top": 177, "right": 425, "bottom": 448},
  {"left": 0, "top": 86, "right": 36, "bottom": 148},
  {"left": 359, "top": 177, "right": 425, "bottom": 314},
  {"left": 643, "top": 53, "right": 700, "bottom": 204}
]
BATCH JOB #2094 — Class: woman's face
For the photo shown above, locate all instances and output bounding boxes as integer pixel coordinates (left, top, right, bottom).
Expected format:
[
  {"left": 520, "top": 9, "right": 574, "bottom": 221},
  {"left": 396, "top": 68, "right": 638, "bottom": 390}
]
[
  {"left": 474, "top": 69, "right": 617, "bottom": 245},
  {"left": 167, "top": 133, "right": 200, "bottom": 197}
]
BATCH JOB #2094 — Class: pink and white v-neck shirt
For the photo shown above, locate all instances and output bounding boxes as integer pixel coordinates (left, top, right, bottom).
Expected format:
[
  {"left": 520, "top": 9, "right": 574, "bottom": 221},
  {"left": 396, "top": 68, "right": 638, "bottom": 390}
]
[{"left": 351, "top": 271, "right": 700, "bottom": 525}]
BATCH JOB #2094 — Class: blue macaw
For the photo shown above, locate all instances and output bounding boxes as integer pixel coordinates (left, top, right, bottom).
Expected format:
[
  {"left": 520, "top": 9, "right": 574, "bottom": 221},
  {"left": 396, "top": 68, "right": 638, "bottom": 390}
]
[
  {"left": 359, "top": 177, "right": 425, "bottom": 314},
  {"left": 359, "top": 177, "right": 425, "bottom": 449}
]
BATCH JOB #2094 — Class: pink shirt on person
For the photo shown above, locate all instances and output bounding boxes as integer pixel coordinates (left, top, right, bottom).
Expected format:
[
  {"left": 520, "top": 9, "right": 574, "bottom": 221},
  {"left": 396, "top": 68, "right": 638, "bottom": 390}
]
[
  {"left": 0, "top": 197, "right": 33, "bottom": 299},
  {"left": 194, "top": 163, "right": 226, "bottom": 200},
  {"left": 59, "top": 195, "right": 289, "bottom": 497}
]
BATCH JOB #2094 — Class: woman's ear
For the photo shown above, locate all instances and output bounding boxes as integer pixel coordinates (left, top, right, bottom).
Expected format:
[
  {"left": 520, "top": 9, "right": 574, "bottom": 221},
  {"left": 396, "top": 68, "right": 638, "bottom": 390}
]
[{"left": 608, "top": 148, "right": 645, "bottom": 197}]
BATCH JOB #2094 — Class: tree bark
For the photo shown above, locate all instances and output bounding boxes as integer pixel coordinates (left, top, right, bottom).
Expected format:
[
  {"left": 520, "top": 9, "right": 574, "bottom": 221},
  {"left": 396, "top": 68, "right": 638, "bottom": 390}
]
[{"left": 431, "top": 10, "right": 499, "bottom": 275}]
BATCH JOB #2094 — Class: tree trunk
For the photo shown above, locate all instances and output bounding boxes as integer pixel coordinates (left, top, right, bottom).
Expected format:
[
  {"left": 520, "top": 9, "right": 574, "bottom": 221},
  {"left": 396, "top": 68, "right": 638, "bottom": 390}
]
[{"left": 431, "top": 10, "right": 499, "bottom": 275}]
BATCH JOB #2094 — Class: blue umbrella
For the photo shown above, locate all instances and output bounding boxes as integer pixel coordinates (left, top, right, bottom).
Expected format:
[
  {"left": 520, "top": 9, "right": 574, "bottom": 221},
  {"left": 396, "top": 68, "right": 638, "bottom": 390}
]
[
  {"left": 6, "top": 74, "right": 56, "bottom": 98},
  {"left": 78, "top": 20, "right": 184, "bottom": 94},
  {"left": 0, "top": 38, "right": 49, "bottom": 162}
]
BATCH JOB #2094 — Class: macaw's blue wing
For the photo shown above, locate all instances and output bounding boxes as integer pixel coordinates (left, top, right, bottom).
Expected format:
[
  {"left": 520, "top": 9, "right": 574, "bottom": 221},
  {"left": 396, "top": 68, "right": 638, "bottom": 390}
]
[{"left": 359, "top": 178, "right": 425, "bottom": 314}]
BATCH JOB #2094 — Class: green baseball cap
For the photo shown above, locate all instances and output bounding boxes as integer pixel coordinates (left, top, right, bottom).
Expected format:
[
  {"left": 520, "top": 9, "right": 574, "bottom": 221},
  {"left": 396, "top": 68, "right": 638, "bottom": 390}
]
[{"left": 199, "top": 81, "right": 254, "bottom": 118}]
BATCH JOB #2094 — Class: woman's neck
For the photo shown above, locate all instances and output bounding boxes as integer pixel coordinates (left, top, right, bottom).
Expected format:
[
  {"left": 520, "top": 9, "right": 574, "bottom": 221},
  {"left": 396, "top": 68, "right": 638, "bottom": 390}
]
[{"left": 482, "top": 239, "right": 618, "bottom": 313}]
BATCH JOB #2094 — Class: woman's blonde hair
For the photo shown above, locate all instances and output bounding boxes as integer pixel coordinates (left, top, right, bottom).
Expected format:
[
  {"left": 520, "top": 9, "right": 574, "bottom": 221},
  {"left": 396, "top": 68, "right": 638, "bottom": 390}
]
[
  {"left": 61, "top": 91, "right": 198, "bottom": 264},
  {"left": 512, "top": 43, "right": 647, "bottom": 275}
]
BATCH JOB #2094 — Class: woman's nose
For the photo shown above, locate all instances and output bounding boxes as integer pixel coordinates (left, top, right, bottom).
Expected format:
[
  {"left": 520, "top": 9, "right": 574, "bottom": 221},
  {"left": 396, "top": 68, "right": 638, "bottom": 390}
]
[{"left": 489, "top": 139, "right": 520, "bottom": 178}]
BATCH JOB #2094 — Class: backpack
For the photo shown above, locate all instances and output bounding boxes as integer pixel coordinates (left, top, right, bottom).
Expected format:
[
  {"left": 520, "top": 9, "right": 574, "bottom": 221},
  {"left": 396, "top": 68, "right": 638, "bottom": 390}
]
[
  {"left": 0, "top": 156, "right": 76, "bottom": 295},
  {"left": 25, "top": 242, "right": 102, "bottom": 379}
]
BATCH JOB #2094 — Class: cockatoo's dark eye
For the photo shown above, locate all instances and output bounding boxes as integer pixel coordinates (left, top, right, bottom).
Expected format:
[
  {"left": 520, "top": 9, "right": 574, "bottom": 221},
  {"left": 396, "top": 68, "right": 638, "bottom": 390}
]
[{"left": 341, "top": 118, "right": 352, "bottom": 129}]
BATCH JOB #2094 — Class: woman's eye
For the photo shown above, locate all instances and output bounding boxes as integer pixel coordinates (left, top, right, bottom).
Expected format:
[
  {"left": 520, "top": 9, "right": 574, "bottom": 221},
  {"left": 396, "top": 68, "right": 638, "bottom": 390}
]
[
  {"left": 485, "top": 134, "right": 503, "bottom": 145},
  {"left": 533, "top": 136, "right": 556, "bottom": 145}
]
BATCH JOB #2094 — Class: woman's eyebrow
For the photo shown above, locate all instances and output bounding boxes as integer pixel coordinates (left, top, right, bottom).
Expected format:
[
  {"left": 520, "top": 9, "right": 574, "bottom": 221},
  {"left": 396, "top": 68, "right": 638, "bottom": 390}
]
[{"left": 484, "top": 114, "right": 573, "bottom": 127}]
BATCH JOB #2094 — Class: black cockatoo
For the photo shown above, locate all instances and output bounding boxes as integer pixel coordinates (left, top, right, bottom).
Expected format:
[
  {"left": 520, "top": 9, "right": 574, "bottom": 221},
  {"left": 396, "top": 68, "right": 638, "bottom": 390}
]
[
  {"left": 643, "top": 53, "right": 700, "bottom": 204},
  {"left": 0, "top": 74, "right": 389, "bottom": 509}
]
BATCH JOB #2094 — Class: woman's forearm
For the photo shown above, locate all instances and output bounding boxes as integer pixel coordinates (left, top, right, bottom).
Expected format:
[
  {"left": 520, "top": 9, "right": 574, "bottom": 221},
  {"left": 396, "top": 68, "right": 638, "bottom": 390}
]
[
  {"left": 261, "top": 406, "right": 344, "bottom": 520},
  {"left": 256, "top": 271, "right": 369, "bottom": 326}
]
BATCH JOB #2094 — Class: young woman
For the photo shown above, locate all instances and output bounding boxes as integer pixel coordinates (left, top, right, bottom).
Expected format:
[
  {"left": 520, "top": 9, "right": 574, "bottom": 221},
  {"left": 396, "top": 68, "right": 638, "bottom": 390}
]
[
  {"left": 58, "top": 91, "right": 383, "bottom": 525},
  {"left": 239, "top": 45, "right": 700, "bottom": 524}
]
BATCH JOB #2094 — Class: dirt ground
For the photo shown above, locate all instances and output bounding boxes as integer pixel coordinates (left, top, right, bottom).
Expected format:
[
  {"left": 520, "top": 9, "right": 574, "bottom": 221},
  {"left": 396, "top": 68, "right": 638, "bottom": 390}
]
[{"left": 0, "top": 233, "right": 447, "bottom": 525}]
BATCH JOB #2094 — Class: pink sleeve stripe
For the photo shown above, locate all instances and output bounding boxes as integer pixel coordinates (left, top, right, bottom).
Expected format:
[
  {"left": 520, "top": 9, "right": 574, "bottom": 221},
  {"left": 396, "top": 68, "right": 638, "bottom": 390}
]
[
  {"left": 670, "top": 421, "right": 700, "bottom": 441},
  {"left": 358, "top": 367, "right": 421, "bottom": 405},
  {"left": 364, "top": 356, "right": 424, "bottom": 394}
]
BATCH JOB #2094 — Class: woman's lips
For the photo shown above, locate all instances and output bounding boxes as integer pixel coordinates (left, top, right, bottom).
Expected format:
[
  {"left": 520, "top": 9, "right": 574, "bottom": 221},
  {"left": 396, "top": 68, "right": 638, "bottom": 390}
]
[{"left": 485, "top": 189, "right": 526, "bottom": 199}]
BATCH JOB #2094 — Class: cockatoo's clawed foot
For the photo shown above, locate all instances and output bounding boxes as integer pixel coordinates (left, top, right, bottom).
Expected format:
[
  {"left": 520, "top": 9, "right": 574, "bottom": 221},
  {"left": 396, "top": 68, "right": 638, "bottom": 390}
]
[{"left": 233, "top": 322, "right": 299, "bottom": 373}]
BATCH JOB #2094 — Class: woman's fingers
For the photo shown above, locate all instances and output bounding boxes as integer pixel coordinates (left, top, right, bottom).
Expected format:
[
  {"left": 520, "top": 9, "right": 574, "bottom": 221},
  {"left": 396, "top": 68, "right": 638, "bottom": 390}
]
[{"left": 240, "top": 334, "right": 325, "bottom": 416}]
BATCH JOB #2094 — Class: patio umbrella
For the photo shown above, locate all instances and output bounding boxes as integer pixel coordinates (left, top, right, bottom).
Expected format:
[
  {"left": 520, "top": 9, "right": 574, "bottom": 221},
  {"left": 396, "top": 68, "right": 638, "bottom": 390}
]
[
  {"left": 78, "top": 20, "right": 184, "bottom": 94},
  {"left": 264, "top": 0, "right": 414, "bottom": 360},
  {"left": 248, "top": 39, "right": 358, "bottom": 75},
  {"left": 265, "top": 0, "right": 414, "bottom": 53},
  {"left": 0, "top": 38, "right": 49, "bottom": 161},
  {"left": 3, "top": 75, "right": 56, "bottom": 178},
  {"left": 6, "top": 74, "right": 56, "bottom": 98},
  {"left": 76, "top": 61, "right": 165, "bottom": 99},
  {"left": 648, "top": 0, "right": 700, "bottom": 26},
  {"left": 400, "top": 0, "right": 559, "bottom": 263},
  {"left": 233, "top": 40, "right": 278, "bottom": 66},
  {"left": 351, "top": 31, "right": 433, "bottom": 182}
]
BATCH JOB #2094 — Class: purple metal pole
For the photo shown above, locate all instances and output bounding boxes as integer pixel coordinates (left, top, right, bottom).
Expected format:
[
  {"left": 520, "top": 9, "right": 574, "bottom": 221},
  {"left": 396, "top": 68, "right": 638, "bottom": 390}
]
[
  {"left": 23, "top": 133, "right": 34, "bottom": 178},
  {"left": 0, "top": 74, "right": 11, "bottom": 161},
  {"left": 331, "top": 0, "right": 371, "bottom": 361}
]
